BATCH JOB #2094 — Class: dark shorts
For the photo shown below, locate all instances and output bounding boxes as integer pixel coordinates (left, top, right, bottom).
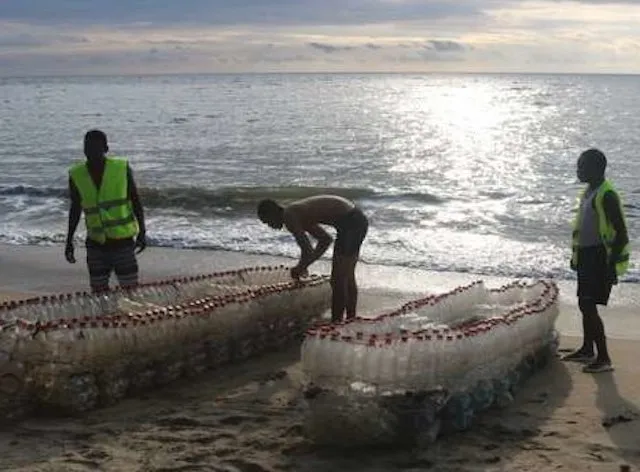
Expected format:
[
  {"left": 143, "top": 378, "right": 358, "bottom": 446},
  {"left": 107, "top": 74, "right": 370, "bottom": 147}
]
[
  {"left": 334, "top": 208, "right": 368, "bottom": 257},
  {"left": 577, "top": 245, "right": 612, "bottom": 306},
  {"left": 86, "top": 238, "right": 139, "bottom": 290}
]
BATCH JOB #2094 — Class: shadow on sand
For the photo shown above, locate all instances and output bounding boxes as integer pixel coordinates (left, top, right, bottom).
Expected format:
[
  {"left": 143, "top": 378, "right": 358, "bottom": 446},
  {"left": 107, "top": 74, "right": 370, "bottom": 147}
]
[
  {"left": 594, "top": 372, "right": 640, "bottom": 467},
  {"left": 0, "top": 346, "right": 306, "bottom": 471},
  {"left": 0, "top": 348, "right": 577, "bottom": 472},
  {"left": 286, "top": 357, "right": 573, "bottom": 472}
]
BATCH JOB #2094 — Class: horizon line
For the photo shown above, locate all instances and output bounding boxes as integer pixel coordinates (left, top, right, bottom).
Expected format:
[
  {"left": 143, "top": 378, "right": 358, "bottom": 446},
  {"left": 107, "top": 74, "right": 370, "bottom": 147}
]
[{"left": 2, "top": 70, "right": 640, "bottom": 80}]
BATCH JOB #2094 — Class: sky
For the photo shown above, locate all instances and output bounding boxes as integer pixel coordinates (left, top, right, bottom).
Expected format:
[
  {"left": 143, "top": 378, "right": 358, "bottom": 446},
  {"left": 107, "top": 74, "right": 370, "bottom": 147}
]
[{"left": 1, "top": 0, "right": 640, "bottom": 75}]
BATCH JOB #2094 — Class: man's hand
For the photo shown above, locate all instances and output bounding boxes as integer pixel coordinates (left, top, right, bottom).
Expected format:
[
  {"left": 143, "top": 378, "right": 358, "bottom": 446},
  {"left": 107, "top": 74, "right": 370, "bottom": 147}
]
[
  {"left": 135, "top": 232, "right": 147, "bottom": 254},
  {"left": 65, "top": 241, "right": 76, "bottom": 263},
  {"left": 290, "top": 265, "right": 308, "bottom": 280}
]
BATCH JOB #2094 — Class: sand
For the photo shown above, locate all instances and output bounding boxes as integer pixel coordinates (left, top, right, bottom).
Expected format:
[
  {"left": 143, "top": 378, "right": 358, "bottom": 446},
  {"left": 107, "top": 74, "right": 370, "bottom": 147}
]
[{"left": 0, "top": 244, "right": 639, "bottom": 472}]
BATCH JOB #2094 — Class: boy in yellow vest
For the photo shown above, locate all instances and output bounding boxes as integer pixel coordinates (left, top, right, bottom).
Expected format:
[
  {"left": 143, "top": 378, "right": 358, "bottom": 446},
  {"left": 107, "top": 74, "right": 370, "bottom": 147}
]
[
  {"left": 65, "top": 130, "right": 147, "bottom": 292},
  {"left": 563, "top": 149, "right": 630, "bottom": 373}
]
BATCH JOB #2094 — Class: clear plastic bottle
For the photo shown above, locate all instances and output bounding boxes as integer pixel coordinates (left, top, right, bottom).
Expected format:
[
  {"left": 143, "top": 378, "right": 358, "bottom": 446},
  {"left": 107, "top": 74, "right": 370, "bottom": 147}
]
[
  {"left": 465, "top": 327, "right": 480, "bottom": 387},
  {"left": 316, "top": 333, "right": 338, "bottom": 385},
  {"left": 447, "top": 333, "right": 463, "bottom": 391},
  {"left": 301, "top": 331, "right": 318, "bottom": 380},
  {"left": 12, "top": 299, "right": 28, "bottom": 321},
  {"left": 407, "top": 334, "right": 424, "bottom": 390},
  {"left": 350, "top": 333, "right": 367, "bottom": 383},
  {"left": 421, "top": 331, "right": 436, "bottom": 390},
  {"left": 362, "top": 335, "right": 379, "bottom": 387},
  {"left": 83, "top": 320, "right": 102, "bottom": 366},
  {"left": 377, "top": 334, "right": 396, "bottom": 390},
  {"left": 0, "top": 320, "right": 18, "bottom": 363},
  {"left": 393, "top": 335, "right": 411, "bottom": 390},
  {"left": 336, "top": 336, "right": 354, "bottom": 385}
]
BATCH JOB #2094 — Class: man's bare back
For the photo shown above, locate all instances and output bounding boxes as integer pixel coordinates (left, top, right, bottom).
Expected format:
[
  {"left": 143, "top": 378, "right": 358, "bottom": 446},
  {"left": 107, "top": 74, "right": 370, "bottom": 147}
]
[{"left": 283, "top": 195, "right": 355, "bottom": 230}]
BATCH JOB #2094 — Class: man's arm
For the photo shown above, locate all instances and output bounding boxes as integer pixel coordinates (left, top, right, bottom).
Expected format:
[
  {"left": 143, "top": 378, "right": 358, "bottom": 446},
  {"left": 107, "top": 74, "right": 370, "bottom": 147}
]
[
  {"left": 127, "top": 166, "right": 146, "bottom": 235},
  {"left": 66, "top": 178, "right": 82, "bottom": 246},
  {"left": 603, "top": 190, "right": 629, "bottom": 264},
  {"left": 285, "top": 215, "right": 333, "bottom": 271},
  {"left": 302, "top": 224, "right": 333, "bottom": 269}
]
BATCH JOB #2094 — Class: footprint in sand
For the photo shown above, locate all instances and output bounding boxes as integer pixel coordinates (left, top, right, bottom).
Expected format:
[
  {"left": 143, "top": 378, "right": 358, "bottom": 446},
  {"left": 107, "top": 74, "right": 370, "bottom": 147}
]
[
  {"left": 179, "top": 450, "right": 214, "bottom": 464},
  {"left": 223, "top": 458, "right": 273, "bottom": 472},
  {"left": 213, "top": 447, "right": 238, "bottom": 458},
  {"left": 279, "top": 425, "right": 303, "bottom": 438},
  {"left": 219, "top": 415, "right": 269, "bottom": 426},
  {"left": 63, "top": 458, "right": 102, "bottom": 468},
  {"left": 82, "top": 450, "right": 110, "bottom": 461},
  {"left": 602, "top": 414, "right": 637, "bottom": 428},
  {"left": 155, "top": 416, "right": 204, "bottom": 428},
  {"left": 393, "top": 458, "right": 435, "bottom": 469},
  {"left": 280, "top": 442, "right": 311, "bottom": 457},
  {"left": 62, "top": 450, "right": 111, "bottom": 469},
  {"left": 257, "top": 370, "right": 288, "bottom": 385}
]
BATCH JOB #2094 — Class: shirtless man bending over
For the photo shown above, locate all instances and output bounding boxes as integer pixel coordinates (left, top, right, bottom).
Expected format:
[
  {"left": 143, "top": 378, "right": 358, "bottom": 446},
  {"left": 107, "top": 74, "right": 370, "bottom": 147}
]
[{"left": 257, "top": 195, "right": 369, "bottom": 323}]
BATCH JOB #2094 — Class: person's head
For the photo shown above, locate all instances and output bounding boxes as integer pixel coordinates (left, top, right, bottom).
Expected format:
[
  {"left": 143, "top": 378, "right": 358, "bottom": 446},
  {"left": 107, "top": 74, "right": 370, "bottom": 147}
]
[
  {"left": 257, "top": 199, "right": 284, "bottom": 229},
  {"left": 577, "top": 148, "right": 607, "bottom": 184},
  {"left": 84, "top": 129, "right": 108, "bottom": 162}
]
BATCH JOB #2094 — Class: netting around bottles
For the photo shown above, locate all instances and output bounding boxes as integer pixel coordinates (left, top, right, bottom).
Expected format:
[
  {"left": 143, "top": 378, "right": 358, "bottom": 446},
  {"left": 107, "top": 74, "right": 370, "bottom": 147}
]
[
  {"left": 0, "top": 265, "right": 331, "bottom": 420},
  {"left": 301, "top": 279, "right": 560, "bottom": 447}
]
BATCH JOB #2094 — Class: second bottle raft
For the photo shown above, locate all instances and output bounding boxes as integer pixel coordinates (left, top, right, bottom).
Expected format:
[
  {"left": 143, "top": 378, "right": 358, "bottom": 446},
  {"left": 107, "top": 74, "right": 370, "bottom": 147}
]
[{"left": 301, "top": 279, "right": 561, "bottom": 446}]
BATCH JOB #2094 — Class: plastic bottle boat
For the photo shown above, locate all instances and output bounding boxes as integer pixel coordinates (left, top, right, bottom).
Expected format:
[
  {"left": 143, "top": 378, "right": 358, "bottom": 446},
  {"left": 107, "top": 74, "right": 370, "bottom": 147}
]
[
  {"left": 301, "top": 279, "right": 560, "bottom": 447},
  {"left": 0, "top": 265, "right": 331, "bottom": 421}
]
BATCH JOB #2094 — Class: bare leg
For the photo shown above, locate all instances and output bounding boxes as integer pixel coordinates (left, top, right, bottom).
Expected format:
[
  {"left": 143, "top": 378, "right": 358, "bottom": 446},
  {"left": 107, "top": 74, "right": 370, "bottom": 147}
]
[
  {"left": 87, "top": 246, "right": 111, "bottom": 293},
  {"left": 344, "top": 256, "right": 358, "bottom": 320},
  {"left": 331, "top": 254, "right": 348, "bottom": 323},
  {"left": 580, "top": 298, "right": 610, "bottom": 363},
  {"left": 333, "top": 212, "right": 366, "bottom": 322},
  {"left": 562, "top": 297, "right": 598, "bottom": 362},
  {"left": 578, "top": 297, "right": 596, "bottom": 356}
]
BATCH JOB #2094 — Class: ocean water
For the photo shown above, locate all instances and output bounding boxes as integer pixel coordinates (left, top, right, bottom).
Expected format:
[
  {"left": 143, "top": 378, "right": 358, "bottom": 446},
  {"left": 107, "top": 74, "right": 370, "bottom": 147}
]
[{"left": 1, "top": 73, "right": 639, "bottom": 282}]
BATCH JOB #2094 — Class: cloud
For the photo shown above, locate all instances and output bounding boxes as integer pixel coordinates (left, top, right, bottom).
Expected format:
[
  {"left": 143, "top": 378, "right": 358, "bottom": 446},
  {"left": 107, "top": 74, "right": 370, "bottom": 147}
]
[
  {"left": 0, "top": 31, "right": 88, "bottom": 48},
  {"left": 0, "top": 0, "right": 485, "bottom": 26},
  {"left": 308, "top": 42, "right": 354, "bottom": 53},
  {"left": 2, "top": 0, "right": 640, "bottom": 74},
  {"left": 427, "top": 40, "right": 467, "bottom": 52}
]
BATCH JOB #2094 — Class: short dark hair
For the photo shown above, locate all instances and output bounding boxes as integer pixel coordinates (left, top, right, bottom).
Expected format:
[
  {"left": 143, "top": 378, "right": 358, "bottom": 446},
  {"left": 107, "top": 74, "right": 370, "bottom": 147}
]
[
  {"left": 581, "top": 148, "right": 607, "bottom": 173},
  {"left": 85, "top": 129, "right": 108, "bottom": 147},
  {"left": 257, "top": 199, "right": 281, "bottom": 221}
]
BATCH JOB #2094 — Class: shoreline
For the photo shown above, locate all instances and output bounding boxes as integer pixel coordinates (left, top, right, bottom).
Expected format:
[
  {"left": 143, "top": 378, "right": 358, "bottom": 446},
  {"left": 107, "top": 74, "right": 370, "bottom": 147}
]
[
  {"left": 2, "top": 242, "right": 640, "bottom": 341},
  {"left": 4, "top": 239, "right": 640, "bottom": 287}
]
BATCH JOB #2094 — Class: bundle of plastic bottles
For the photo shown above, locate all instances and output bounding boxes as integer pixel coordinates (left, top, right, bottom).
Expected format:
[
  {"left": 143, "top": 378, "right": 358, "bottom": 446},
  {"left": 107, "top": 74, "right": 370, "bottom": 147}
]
[
  {"left": 0, "top": 265, "right": 331, "bottom": 420},
  {"left": 301, "top": 279, "right": 560, "bottom": 447}
]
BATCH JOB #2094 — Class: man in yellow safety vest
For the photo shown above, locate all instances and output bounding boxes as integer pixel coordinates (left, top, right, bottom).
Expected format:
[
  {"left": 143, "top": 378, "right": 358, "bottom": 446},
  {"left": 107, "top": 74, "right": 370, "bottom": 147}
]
[
  {"left": 65, "top": 130, "right": 147, "bottom": 292},
  {"left": 562, "top": 148, "right": 630, "bottom": 373}
]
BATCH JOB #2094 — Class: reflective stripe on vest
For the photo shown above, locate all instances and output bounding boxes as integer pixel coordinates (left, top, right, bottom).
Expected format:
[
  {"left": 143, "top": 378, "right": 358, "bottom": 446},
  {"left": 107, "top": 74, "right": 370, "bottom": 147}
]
[
  {"left": 69, "top": 157, "right": 139, "bottom": 244},
  {"left": 571, "top": 179, "right": 630, "bottom": 276}
]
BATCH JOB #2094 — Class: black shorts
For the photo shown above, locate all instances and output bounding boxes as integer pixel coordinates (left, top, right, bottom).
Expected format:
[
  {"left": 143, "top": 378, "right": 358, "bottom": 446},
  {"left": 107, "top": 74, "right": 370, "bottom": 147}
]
[
  {"left": 577, "top": 245, "right": 612, "bottom": 306},
  {"left": 334, "top": 208, "right": 368, "bottom": 257},
  {"left": 86, "top": 238, "right": 139, "bottom": 290}
]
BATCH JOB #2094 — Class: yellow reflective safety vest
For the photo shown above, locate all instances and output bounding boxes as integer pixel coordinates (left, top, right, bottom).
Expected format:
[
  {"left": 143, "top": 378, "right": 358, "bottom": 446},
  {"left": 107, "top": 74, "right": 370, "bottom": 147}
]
[
  {"left": 69, "top": 157, "right": 139, "bottom": 244},
  {"left": 571, "top": 179, "right": 630, "bottom": 276}
]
